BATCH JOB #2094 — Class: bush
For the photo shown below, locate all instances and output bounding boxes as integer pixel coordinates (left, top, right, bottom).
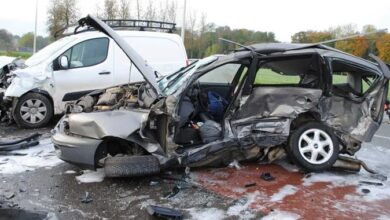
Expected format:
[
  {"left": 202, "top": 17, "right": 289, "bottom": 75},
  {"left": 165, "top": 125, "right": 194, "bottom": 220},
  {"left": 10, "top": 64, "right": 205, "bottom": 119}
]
[{"left": 0, "top": 51, "right": 32, "bottom": 59}]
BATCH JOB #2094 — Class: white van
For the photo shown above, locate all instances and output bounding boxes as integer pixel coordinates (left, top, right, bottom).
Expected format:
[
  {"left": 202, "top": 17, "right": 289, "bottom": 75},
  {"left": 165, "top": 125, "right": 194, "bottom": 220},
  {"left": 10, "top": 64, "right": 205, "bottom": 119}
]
[{"left": 0, "top": 21, "right": 187, "bottom": 128}]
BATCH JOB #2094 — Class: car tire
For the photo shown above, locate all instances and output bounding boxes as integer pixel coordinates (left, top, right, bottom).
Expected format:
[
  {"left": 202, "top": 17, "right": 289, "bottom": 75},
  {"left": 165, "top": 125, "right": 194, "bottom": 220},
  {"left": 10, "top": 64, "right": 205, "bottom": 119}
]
[
  {"left": 104, "top": 155, "right": 160, "bottom": 178},
  {"left": 14, "top": 93, "right": 53, "bottom": 129},
  {"left": 287, "top": 122, "right": 339, "bottom": 172}
]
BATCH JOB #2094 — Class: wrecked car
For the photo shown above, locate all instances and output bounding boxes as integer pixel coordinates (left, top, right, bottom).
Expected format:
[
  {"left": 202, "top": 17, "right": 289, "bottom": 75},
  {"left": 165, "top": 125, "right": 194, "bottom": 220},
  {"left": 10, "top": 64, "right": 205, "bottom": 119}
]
[
  {"left": 0, "top": 56, "right": 25, "bottom": 122},
  {"left": 0, "top": 19, "right": 187, "bottom": 129},
  {"left": 52, "top": 15, "right": 390, "bottom": 177}
]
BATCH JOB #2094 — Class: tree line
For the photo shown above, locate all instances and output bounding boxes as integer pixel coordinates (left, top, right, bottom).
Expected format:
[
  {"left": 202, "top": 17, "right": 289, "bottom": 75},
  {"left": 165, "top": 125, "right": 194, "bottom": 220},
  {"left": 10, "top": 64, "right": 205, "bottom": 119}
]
[
  {"left": 291, "top": 24, "right": 390, "bottom": 63},
  {"left": 0, "top": 29, "right": 49, "bottom": 52}
]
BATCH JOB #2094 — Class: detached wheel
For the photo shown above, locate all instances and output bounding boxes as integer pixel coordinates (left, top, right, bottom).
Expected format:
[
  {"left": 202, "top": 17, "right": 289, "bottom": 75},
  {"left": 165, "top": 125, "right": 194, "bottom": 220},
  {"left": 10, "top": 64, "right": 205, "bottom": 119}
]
[
  {"left": 104, "top": 155, "right": 160, "bottom": 178},
  {"left": 288, "top": 122, "right": 339, "bottom": 171},
  {"left": 14, "top": 93, "right": 53, "bottom": 128}
]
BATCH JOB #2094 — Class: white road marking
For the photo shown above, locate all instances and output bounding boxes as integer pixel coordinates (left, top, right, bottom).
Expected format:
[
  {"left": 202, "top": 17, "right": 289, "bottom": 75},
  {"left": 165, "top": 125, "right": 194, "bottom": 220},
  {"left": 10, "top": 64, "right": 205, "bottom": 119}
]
[{"left": 374, "top": 134, "right": 390, "bottom": 141}]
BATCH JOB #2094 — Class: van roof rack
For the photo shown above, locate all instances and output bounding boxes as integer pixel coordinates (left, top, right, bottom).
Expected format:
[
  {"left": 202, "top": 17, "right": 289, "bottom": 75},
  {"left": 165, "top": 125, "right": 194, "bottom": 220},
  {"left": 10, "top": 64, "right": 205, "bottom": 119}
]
[{"left": 54, "top": 19, "right": 176, "bottom": 38}]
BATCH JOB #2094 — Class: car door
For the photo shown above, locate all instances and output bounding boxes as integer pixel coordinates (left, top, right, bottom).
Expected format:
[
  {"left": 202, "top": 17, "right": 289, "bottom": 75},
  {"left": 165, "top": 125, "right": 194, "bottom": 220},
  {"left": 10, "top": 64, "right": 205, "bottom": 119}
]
[
  {"left": 52, "top": 37, "right": 114, "bottom": 111},
  {"left": 324, "top": 58, "right": 388, "bottom": 142},
  {"left": 230, "top": 54, "right": 324, "bottom": 147}
]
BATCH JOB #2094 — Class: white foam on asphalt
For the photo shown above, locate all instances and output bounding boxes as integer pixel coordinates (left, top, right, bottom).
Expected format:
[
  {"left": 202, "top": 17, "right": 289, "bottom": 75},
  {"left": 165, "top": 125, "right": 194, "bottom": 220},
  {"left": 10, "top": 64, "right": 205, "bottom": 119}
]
[
  {"left": 262, "top": 210, "right": 301, "bottom": 220},
  {"left": 226, "top": 191, "right": 260, "bottom": 219},
  {"left": 188, "top": 208, "right": 226, "bottom": 220},
  {"left": 75, "top": 169, "right": 105, "bottom": 183},
  {"left": 0, "top": 138, "right": 63, "bottom": 174},
  {"left": 64, "top": 170, "right": 77, "bottom": 174},
  {"left": 270, "top": 185, "right": 299, "bottom": 202},
  {"left": 303, "top": 142, "right": 390, "bottom": 203}
]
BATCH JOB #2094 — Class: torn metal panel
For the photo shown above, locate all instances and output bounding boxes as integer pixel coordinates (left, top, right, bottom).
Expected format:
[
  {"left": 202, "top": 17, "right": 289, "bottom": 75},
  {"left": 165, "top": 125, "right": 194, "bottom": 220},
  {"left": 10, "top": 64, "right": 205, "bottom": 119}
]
[
  {"left": 235, "top": 87, "right": 322, "bottom": 119},
  {"left": 232, "top": 118, "right": 291, "bottom": 147},
  {"left": 68, "top": 109, "right": 150, "bottom": 139}
]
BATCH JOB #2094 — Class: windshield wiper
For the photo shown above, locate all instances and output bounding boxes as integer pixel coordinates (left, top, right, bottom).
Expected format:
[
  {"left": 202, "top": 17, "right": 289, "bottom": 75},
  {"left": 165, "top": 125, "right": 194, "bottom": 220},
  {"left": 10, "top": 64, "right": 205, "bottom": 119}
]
[
  {"left": 166, "top": 60, "right": 199, "bottom": 80},
  {"left": 162, "top": 65, "right": 196, "bottom": 93}
]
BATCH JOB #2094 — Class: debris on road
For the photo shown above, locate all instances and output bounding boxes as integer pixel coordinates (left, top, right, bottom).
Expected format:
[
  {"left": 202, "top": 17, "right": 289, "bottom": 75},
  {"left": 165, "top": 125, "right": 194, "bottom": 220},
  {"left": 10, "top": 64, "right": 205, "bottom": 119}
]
[
  {"left": 0, "top": 138, "right": 62, "bottom": 174},
  {"left": 244, "top": 183, "right": 256, "bottom": 188},
  {"left": 0, "top": 133, "right": 41, "bottom": 151},
  {"left": 146, "top": 205, "right": 183, "bottom": 220},
  {"left": 0, "top": 208, "right": 57, "bottom": 220},
  {"left": 260, "top": 172, "right": 275, "bottom": 181},
  {"left": 80, "top": 192, "right": 93, "bottom": 204},
  {"left": 359, "top": 181, "right": 384, "bottom": 186},
  {"left": 0, "top": 152, "right": 27, "bottom": 156},
  {"left": 5, "top": 192, "right": 14, "bottom": 200},
  {"left": 228, "top": 160, "right": 241, "bottom": 170}
]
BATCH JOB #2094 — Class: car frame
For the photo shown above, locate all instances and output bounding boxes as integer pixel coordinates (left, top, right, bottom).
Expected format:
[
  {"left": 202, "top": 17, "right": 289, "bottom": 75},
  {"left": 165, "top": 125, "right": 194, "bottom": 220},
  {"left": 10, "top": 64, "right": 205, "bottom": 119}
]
[{"left": 52, "top": 15, "right": 390, "bottom": 176}]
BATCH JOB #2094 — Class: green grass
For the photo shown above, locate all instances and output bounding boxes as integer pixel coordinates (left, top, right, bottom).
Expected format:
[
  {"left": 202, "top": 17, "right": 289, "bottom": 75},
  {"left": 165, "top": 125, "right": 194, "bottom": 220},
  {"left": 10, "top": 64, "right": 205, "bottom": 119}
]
[
  {"left": 0, "top": 51, "right": 32, "bottom": 59},
  {"left": 255, "top": 69, "right": 390, "bottom": 100}
]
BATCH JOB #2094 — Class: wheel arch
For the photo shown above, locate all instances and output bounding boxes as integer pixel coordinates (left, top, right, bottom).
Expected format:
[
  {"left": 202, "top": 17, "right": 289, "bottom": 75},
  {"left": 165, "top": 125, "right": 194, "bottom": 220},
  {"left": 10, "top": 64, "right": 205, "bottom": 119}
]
[{"left": 290, "top": 111, "right": 322, "bottom": 131}]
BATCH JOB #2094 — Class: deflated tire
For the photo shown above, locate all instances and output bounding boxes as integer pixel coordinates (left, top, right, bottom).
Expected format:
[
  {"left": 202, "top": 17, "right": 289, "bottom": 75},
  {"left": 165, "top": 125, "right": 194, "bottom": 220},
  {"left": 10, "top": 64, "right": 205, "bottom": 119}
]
[{"left": 104, "top": 155, "right": 160, "bottom": 178}]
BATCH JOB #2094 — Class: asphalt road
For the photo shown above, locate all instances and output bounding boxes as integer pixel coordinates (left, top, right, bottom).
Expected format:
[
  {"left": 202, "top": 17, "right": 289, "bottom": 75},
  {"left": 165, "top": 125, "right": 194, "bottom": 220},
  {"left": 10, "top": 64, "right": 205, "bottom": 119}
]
[{"left": 0, "top": 119, "right": 390, "bottom": 219}]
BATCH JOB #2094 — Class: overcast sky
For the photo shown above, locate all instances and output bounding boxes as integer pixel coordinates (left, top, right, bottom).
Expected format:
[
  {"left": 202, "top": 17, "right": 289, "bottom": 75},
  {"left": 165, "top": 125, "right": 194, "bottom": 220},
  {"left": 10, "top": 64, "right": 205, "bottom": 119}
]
[{"left": 0, "top": 0, "right": 390, "bottom": 42}]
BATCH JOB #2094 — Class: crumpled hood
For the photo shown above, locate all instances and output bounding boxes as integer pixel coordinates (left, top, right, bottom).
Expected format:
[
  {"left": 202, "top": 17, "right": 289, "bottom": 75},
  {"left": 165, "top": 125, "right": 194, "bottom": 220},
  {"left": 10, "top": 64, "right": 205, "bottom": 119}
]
[
  {"left": 4, "top": 64, "right": 49, "bottom": 98},
  {"left": 12, "top": 64, "right": 48, "bottom": 81},
  {"left": 68, "top": 109, "right": 150, "bottom": 139}
]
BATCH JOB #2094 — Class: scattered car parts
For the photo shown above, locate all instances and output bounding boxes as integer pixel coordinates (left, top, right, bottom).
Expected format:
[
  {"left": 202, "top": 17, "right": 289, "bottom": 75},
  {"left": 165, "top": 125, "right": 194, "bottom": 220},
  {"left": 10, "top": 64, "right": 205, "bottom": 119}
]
[
  {"left": 0, "top": 133, "right": 41, "bottom": 151},
  {"left": 146, "top": 205, "right": 183, "bottom": 220}
]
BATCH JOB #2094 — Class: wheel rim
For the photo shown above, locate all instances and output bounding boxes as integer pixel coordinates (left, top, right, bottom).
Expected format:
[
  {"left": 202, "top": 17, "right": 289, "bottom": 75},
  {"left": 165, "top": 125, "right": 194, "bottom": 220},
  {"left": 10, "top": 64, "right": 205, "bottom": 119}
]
[
  {"left": 20, "top": 99, "right": 47, "bottom": 124},
  {"left": 298, "top": 128, "right": 334, "bottom": 165}
]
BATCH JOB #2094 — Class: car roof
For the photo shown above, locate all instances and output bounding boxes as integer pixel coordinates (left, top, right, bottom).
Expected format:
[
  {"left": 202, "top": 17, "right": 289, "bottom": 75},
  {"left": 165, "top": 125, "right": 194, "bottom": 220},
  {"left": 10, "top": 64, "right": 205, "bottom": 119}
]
[{"left": 248, "top": 43, "right": 381, "bottom": 72}]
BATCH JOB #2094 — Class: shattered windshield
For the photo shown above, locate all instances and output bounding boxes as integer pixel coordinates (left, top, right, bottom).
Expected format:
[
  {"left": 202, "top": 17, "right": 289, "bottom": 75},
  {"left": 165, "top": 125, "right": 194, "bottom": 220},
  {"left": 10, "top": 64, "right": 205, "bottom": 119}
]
[
  {"left": 25, "top": 36, "right": 77, "bottom": 67},
  {"left": 158, "top": 56, "right": 218, "bottom": 96}
]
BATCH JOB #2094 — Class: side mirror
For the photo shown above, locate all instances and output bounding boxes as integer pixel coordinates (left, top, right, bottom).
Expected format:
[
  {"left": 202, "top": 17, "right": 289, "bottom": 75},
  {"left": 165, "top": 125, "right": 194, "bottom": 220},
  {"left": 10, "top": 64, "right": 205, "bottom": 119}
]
[{"left": 59, "top": 56, "right": 69, "bottom": 69}]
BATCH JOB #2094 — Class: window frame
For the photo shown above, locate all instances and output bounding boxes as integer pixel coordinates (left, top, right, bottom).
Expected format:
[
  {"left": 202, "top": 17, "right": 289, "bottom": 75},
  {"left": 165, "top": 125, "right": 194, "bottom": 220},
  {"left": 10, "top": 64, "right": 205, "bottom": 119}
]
[
  {"left": 253, "top": 54, "right": 321, "bottom": 88},
  {"left": 329, "top": 58, "right": 381, "bottom": 98},
  {"left": 58, "top": 37, "right": 110, "bottom": 70}
]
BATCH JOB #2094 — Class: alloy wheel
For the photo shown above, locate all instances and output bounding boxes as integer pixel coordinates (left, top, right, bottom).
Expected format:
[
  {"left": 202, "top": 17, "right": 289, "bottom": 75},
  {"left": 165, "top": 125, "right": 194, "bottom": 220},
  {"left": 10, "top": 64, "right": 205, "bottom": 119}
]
[{"left": 298, "top": 128, "right": 334, "bottom": 165}]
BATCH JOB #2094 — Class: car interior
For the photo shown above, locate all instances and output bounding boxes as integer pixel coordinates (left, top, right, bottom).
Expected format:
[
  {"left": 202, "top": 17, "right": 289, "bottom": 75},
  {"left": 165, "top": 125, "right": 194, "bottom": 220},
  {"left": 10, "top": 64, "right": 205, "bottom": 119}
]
[
  {"left": 331, "top": 60, "right": 378, "bottom": 99},
  {"left": 174, "top": 63, "right": 248, "bottom": 147}
]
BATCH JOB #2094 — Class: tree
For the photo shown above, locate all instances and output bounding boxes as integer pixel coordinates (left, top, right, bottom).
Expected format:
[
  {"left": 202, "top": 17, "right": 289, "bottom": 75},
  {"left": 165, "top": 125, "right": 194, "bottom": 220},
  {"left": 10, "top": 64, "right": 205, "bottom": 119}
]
[
  {"left": 18, "top": 33, "right": 34, "bottom": 49},
  {"left": 104, "top": 0, "right": 118, "bottom": 20},
  {"left": 0, "top": 29, "right": 15, "bottom": 51},
  {"left": 376, "top": 34, "right": 390, "bottom": 63},
  {"left": 291, "top": 31, "right": 333, "bottom": 43},
  {"left": 17, "top": 33, "right": 50, "bottom": 51},
  {"left": 335, "top": 36, "right": 369, "bottom": 57},
  {"left": 47, "top": 0, "right": 79, "bottom": 39},
  {"left": 143, "top": 0, "right": 157, "bottom": 20},
  {"left": 118, "top": 0, "right": 131, "bottom": 19},
  {"left": 158, "top": 0, "right": 176, "bottom": 22}
]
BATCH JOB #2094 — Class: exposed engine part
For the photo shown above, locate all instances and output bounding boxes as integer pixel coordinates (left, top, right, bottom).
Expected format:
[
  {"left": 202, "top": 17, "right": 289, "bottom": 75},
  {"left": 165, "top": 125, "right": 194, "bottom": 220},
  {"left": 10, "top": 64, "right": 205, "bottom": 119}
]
[
  {"left": 94, "top": 85, "right": 140, "bottom": 111},
  {"left": 267, "top": 146, "right": 287, "bottom": 163}
]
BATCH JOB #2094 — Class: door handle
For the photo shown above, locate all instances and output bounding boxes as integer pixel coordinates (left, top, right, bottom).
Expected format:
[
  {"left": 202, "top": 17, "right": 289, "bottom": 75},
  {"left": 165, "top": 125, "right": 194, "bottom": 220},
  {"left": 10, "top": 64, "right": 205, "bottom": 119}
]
[{"left": 99, "top": 71, "right": 111, "bottom": 75}]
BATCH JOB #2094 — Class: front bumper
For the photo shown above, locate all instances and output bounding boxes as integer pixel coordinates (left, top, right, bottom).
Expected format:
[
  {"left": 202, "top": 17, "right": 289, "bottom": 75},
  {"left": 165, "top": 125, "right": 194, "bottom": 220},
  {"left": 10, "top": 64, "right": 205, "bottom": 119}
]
[{"left": 51, "top": 119, "right": 103, "bottom": 170}]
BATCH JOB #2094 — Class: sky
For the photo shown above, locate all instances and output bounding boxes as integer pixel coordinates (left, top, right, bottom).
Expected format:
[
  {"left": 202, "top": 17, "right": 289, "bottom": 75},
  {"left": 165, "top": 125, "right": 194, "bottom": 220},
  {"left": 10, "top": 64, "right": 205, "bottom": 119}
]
[{"left": 0, "top": 0, "right": 390, "bottom": 42}]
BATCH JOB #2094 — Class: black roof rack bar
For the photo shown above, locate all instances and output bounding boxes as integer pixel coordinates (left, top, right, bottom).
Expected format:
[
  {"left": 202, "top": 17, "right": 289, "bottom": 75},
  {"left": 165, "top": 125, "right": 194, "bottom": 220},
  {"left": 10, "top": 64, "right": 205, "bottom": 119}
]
[
  {"left": 54, "top": 19, "right": 176, "bottom": 39},
  {"left": 102, "top": 19, "right": 176, "bottom": 32}
]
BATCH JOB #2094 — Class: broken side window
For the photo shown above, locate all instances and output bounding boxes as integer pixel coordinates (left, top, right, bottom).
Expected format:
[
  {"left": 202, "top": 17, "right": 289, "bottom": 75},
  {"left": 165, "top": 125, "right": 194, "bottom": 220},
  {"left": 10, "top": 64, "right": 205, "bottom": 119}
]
[
  {"left": 331, "top": 60, "right": 379, "bottom": 97},
  {"left": 254, "top": 55, "right": 320, "bottom": 88}
]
